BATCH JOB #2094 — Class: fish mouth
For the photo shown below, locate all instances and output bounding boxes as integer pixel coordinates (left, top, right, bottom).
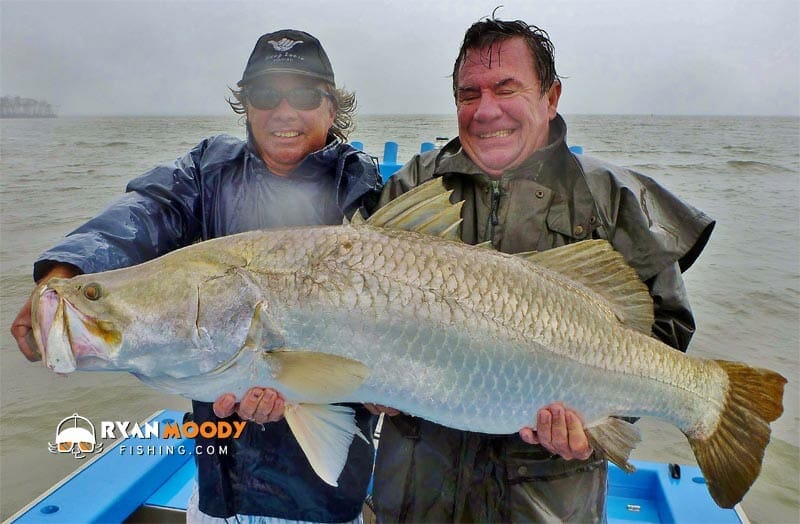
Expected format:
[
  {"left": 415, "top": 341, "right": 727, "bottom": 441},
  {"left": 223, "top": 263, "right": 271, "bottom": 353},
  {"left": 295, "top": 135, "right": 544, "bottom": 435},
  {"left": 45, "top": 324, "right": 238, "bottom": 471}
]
[{"left": 32, "top": 285, "right": 121, "bottom": 373}]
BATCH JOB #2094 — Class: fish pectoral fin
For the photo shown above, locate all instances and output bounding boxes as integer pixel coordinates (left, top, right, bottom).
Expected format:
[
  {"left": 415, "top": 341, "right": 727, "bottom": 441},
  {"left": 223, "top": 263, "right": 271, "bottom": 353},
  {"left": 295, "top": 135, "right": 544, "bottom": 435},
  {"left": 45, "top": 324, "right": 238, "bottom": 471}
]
[
  {"left": 584, "top": 416, "right": 641, "bottom": 473},
  {"left": 283, "top": 403, "right": 369, "bottom": 487},
  {"left": 266, "top": 351, "right": 370, "bottom": 400},
  {"left": 522, "top": 240, "right": 654, "bottom": 334},
  {"left": 244, "top": 301, "right": 285, "bottom": 351}
]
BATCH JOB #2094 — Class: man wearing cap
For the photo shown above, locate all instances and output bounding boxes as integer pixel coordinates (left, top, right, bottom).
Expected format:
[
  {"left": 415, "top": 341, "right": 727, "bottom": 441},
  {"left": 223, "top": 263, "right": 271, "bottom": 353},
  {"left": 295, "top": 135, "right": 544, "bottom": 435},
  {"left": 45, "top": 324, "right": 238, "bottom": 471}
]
[{"left": 11, "top": 30, "right": 381, "bottom": 523}]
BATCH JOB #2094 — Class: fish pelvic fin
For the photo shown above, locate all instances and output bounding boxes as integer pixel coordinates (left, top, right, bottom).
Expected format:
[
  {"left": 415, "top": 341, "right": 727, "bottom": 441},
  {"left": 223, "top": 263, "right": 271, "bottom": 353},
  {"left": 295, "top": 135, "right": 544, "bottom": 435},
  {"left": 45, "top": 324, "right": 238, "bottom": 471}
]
[
  {"left": 366, "top": 178, "right": 463, "bottom": 240},
  {"left": 687, "top": 360, "right": 786, "bottom": 508},
  {"left": 266, "top": 351, "right": 370, "bottom": 402},
  {"left": 283, "top": 403, "right": 369, "bottom": 487},
  {"left": 585, "top": 416, "right": 641, "bottom": 473},
  {"left": 522, "top": 240, "right": 654, "bottom": 334}
]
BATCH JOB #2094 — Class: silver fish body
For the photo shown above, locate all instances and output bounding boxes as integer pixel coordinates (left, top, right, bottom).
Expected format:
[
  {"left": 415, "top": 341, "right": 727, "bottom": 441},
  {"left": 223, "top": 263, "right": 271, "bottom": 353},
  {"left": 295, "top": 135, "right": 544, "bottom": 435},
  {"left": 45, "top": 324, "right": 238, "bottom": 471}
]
[{"left": 31, "top": 180, "right": 785, "bottom": 507}]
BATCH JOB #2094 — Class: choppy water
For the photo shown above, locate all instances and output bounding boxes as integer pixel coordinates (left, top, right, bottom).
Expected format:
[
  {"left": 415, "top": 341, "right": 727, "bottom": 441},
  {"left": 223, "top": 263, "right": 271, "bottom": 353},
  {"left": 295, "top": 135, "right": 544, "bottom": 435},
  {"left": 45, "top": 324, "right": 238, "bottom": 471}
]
[{"left": 1, "top": 114, "right": 798, "bottom": 521}]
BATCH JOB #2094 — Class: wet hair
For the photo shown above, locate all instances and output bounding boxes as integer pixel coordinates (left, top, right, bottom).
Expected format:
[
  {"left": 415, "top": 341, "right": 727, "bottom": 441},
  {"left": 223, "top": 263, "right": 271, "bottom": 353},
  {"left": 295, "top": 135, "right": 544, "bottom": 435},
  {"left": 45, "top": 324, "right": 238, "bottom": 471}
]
[
  {"left": 227, "top": 82, "right": 357, "bottom": 142},
  {"left": 452, "top": 16, "right": 559, "bottom": 97}
]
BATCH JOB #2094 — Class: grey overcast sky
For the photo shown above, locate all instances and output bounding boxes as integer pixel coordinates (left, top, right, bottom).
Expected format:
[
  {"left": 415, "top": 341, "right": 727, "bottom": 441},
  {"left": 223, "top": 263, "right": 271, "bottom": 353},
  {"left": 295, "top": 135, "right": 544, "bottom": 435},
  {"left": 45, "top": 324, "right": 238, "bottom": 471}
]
[{"left": 1, "top": 0, "right": 798, "bottom": 116}]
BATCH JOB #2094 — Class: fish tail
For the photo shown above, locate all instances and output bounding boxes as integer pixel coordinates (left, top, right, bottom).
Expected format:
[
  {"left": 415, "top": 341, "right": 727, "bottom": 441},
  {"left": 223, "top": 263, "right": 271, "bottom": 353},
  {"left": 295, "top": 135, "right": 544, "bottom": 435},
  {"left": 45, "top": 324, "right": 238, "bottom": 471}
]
[{"left": 687, "top": 360, "right": 786, "bottom": 508}]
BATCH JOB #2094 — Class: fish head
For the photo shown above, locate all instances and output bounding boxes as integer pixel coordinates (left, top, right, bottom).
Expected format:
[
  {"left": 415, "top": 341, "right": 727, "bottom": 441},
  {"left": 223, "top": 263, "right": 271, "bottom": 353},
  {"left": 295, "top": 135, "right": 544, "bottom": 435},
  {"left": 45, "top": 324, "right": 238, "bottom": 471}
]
[
  {"left": 31, "top": 250, "right": 268, "bottom": 378},
  {"left": 32, "top": 275, "right": 125, "bottom": 373},
  {"left": 30, "top": 266, "right": 216, "bottom": 376}
]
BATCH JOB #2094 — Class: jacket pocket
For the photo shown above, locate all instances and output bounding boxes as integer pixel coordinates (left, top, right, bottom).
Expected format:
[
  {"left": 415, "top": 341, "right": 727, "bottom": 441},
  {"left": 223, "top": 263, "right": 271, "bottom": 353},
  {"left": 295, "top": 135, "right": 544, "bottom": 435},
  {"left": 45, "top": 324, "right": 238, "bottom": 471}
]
[{"left": 503, "top": 448, "right": 608, "bottom": 523}]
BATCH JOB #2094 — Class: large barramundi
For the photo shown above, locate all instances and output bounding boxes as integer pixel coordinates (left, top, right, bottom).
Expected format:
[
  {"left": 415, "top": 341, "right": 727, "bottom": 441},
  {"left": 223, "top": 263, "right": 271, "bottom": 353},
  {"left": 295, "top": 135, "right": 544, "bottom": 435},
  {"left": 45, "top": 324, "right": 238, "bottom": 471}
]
[{"left": 31, "top": 180, "right": 785, "bottom": 508}]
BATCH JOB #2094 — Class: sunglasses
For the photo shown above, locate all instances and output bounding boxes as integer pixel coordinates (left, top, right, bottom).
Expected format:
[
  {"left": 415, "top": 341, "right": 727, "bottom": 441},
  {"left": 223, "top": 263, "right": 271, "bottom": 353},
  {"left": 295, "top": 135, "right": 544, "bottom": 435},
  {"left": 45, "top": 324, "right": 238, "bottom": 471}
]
[
  {"left": 58, "top": 440, "right": 94, "bottom": 452},
  {"left": 246, "top": 86, "right": 335, "bottom": 111}
]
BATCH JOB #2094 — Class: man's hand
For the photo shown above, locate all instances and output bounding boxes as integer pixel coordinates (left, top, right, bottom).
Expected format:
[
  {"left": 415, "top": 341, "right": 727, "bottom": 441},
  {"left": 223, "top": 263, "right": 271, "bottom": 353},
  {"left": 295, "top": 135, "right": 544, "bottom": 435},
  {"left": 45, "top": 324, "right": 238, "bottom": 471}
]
[
  {"left": 11, "top": 264, "right": 80, "bottom": 361},
  {"left": 363, "top": 403, "right": 400, "bottom": 416},
  {"left": 519, "top": 402, "right": 593, "bottom": 461},
  {"left": 213, "top": 387, "right": 285, "bottom": 424},
  {"left": 11, "top": 294, "right": 39, "bottom": 361}
]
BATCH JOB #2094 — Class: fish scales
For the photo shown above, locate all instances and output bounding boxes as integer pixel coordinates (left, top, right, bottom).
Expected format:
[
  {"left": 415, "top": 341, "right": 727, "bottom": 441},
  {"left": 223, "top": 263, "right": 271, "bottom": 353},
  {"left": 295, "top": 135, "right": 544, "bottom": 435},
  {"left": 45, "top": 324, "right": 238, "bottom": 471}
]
[
  {"left": 222, "top": 225, "right": 725, "bottom": 437},
  {"left": 31, "top": 179, "right": 785, "bottom": 506}
]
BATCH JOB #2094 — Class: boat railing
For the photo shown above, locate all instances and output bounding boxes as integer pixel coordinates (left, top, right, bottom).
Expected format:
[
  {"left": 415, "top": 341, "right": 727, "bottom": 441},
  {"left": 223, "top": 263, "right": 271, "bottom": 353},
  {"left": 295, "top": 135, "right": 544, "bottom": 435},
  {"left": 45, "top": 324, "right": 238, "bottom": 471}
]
[{"left": 350, "top": 140, "right": 436, "bottom": 181}]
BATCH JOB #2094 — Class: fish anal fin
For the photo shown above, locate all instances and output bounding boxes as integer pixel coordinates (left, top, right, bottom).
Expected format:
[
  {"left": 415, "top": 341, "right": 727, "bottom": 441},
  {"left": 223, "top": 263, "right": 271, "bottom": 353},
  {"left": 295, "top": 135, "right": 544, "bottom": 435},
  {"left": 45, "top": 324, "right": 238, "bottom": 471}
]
[
  {"left": 283, "top": 403, "right": 368, "bottom": 487},
  {"left": 266, "top": 351, "right": 370, "bottom": 402},
  {"left": 367, "top": 179, "right": 463, "bottom": 239},
  {"left": 687, "top": 360, "right": 786, "bottom": 508},
  {"left": 585, "top": 416, "right": 641, "bottom": 473},
  {"left": 524, "top": 240, "right": 654, "bottom": 334}
]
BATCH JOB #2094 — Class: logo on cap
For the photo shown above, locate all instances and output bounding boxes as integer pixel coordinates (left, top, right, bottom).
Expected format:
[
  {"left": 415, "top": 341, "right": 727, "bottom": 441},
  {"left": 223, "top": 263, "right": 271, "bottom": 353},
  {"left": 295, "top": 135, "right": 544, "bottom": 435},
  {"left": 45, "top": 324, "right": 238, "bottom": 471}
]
[{"left": 268, "top": 38, "right": 303, "bottom": 52}]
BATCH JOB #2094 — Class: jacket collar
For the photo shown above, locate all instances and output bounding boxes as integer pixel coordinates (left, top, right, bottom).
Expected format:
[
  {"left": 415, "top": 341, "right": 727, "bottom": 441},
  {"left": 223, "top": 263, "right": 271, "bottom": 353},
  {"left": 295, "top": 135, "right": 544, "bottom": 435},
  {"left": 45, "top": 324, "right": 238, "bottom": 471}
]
[
  {"left": 432, "top": 114, "right": 598, "bottom": 242},
  {"left": 244, "top": 126, "right": 380, "bottom": 216}
]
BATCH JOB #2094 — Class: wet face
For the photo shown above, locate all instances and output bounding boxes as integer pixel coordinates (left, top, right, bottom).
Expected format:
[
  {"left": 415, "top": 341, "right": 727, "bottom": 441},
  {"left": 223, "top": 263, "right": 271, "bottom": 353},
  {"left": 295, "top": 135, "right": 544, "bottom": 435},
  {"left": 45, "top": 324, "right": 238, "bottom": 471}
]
[
  {"left": 245, "top": 74, "right": 336, "bottom": 176},
  {"left": 455, "top": 37, "right": 561, "bottom": 178}
]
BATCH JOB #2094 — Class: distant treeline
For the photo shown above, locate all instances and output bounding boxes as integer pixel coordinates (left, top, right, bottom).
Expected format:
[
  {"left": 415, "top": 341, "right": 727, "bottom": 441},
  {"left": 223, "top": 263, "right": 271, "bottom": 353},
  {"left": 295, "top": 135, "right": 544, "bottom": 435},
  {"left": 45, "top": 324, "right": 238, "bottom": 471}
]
[{"left": 1, "top": 96, "right": 57, "bottom": 118}]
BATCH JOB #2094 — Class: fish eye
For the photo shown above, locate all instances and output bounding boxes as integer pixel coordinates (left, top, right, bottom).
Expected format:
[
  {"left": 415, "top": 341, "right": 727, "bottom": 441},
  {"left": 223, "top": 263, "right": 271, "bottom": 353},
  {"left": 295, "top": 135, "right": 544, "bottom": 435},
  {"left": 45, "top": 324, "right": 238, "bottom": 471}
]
[{"left": 83, "top": 283, "right": 102, "bottom": 301}]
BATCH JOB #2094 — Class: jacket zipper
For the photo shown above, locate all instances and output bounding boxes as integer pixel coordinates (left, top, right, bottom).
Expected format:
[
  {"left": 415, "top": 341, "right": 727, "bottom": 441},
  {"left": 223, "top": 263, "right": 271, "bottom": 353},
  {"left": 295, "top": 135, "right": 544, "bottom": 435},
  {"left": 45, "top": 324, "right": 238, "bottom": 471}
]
[{"left": 486, "top": 180, "right": 501, "bottom": 242}]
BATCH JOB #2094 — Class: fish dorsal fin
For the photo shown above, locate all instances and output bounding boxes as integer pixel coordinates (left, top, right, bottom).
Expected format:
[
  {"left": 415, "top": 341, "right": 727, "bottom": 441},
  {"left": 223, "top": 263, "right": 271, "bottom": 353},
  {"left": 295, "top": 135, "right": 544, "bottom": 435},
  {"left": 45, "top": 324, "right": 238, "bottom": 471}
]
[
  {"left": 367, "top": 178, "right": 463, "bottom": 239},
  {"left": 523, "top": 240, "right": 654, "bottom": 334},
  {"left": 345, "top": 210, "right": 367, "bottom": 225}
]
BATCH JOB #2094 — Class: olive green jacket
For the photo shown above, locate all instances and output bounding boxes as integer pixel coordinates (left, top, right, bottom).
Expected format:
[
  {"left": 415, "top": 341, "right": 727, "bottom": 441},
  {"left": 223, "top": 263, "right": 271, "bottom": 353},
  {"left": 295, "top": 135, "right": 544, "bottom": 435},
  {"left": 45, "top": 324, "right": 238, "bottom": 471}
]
[{"left": 372, "top": 114, "right": 714, "bottom": 522}]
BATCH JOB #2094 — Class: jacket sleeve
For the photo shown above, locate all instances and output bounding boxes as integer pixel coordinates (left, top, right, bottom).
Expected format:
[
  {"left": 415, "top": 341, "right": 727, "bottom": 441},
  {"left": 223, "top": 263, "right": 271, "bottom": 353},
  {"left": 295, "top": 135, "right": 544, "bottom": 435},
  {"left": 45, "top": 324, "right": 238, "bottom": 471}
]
[
  {"left": 33, "top": 140, "right": 210, "bottom": 280},
  {"left": 647, "top": 262, "right": 696, "bottom": 352},
  {"left": 576, "top": 155, "right": 714, "bottom": 353}
]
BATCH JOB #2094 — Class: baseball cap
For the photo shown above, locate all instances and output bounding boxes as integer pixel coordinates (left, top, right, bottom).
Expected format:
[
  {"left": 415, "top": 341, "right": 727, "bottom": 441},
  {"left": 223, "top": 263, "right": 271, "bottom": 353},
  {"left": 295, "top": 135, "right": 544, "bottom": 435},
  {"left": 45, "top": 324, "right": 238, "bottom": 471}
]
[{"left": 238, "top": 29, "right": 335, "bottom": 86}]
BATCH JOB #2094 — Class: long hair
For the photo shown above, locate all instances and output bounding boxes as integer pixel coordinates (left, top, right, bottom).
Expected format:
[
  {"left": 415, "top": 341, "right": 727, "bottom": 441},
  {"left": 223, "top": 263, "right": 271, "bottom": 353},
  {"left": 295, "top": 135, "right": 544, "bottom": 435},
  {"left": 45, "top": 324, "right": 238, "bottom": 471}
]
[
  {"left": 452, "top": 17, "right": 559, "bottom": 97},
  {"left": 227, "top": 83, "right": 356, "bottom": 141}
]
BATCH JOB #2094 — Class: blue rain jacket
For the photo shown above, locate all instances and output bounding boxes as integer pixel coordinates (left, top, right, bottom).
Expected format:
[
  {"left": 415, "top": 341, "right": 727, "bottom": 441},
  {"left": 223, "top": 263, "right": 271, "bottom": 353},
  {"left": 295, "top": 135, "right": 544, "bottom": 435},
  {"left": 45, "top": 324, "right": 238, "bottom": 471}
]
[{"left": 34, "top": 133, "right": 382, "bottom": 521}]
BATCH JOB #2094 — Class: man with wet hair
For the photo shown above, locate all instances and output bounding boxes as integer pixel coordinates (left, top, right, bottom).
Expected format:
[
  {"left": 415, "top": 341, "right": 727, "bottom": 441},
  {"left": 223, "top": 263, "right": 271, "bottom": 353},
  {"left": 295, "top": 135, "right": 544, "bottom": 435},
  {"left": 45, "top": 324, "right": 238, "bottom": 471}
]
[{"left": 368, "top": 17, "right": 713, "bottom": 522}]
